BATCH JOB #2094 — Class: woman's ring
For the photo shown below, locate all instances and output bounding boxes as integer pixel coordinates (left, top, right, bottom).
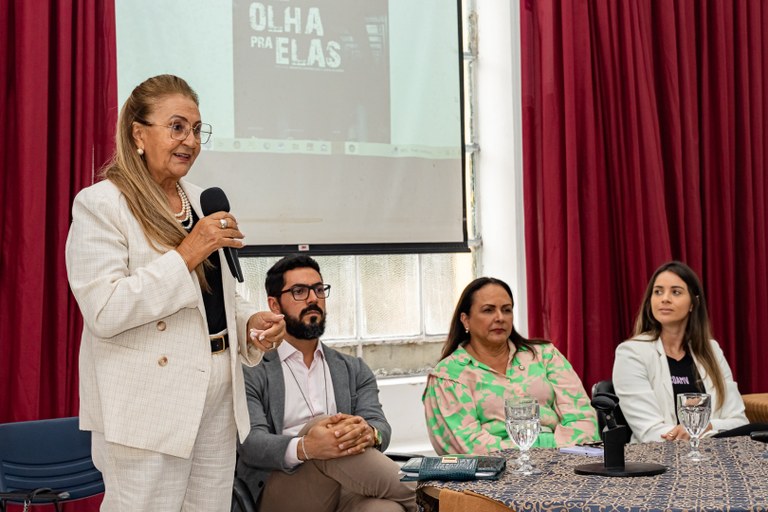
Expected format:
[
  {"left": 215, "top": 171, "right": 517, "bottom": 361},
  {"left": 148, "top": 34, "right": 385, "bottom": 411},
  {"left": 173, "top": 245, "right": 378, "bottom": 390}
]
[{"left": 219, "top": 218, "right": 228, "bottom": 229}]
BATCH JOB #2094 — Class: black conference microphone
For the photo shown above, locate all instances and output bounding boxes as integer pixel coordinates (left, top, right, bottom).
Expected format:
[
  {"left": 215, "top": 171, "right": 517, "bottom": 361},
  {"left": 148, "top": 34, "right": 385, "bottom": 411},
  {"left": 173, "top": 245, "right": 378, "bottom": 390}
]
[{"left": 200, "top": 187, "right": 244, "bottom": 283}]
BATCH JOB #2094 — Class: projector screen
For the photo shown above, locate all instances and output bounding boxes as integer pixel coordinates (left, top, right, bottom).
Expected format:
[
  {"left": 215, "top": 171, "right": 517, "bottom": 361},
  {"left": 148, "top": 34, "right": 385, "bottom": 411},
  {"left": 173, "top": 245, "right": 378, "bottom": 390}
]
[{"left": 116, "top": 0, "right": 466, "bottom": 254}]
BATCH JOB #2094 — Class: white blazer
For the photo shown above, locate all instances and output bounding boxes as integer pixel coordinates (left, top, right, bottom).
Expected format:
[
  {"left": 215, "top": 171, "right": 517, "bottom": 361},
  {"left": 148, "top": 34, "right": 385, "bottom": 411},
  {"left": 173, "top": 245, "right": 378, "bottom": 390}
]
[
  {"left": 612, "top": 335, "right": 748, "bottom": 443},
  {"left": 66, "top": 179, "right": 263, "bottom": 458}
]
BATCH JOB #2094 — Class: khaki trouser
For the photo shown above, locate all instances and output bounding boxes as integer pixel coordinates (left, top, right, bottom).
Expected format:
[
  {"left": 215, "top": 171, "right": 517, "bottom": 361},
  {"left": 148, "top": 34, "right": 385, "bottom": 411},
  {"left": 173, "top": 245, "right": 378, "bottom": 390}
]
[{"left": 258, "top": 443, "right": 416, "bottom": 512}]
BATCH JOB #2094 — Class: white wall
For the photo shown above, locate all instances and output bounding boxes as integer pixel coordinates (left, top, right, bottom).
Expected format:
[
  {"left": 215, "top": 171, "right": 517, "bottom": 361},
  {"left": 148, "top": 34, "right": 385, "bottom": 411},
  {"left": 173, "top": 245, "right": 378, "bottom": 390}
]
[
  {"left": 475, "top": 0, "right": 528, "bottom": 336},
  {"left": 378, "top": 376, "right": 435, "bottom": 455}
]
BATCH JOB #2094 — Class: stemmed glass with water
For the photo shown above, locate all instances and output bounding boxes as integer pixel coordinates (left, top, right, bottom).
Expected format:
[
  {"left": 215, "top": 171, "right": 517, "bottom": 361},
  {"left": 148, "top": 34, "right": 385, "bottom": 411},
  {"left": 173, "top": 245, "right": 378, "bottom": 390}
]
[
  {"left": 504, "top": 397, "right": 541, "bottom": 475},
  {"left": 677, "top": 393, "right": 712, "bottom": 462}
]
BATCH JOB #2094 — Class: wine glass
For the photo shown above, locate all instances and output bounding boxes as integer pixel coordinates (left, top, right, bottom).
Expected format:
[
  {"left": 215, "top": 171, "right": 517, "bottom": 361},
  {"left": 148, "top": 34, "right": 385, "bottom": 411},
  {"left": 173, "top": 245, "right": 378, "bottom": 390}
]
[
  {"left": 676, "top": 393, "right": 712, "bottom": 462},
  {"left": 504, "top": 397, "right": 541, "bottom": 475}
]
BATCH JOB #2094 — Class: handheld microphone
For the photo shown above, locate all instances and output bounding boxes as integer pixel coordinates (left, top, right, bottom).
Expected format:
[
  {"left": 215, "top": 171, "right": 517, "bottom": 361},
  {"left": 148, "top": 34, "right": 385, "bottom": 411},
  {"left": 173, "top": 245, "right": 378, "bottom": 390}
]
[{"left": 200, "top": 187, "right": 244, "bottom": 283}]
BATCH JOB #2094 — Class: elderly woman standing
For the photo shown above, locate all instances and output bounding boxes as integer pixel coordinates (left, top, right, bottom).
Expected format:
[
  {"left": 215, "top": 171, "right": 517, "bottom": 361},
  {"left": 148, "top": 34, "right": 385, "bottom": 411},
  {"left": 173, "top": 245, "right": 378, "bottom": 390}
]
[
  {"left": 423, "top": 277, "right": 598, "bottom": 455},
  {"left": 66, "top": 75, "right": 285, "bottom": 510}
]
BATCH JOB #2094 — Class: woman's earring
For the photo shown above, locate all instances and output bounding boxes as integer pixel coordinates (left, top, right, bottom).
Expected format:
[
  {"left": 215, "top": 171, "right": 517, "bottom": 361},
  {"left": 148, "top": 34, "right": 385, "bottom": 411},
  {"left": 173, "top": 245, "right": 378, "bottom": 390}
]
[
  {"left": 465, "top": 327, "right": 469, "bottom": 333},
  {"left": 137, "top": 148, "right": 144, "bottom": 156}
]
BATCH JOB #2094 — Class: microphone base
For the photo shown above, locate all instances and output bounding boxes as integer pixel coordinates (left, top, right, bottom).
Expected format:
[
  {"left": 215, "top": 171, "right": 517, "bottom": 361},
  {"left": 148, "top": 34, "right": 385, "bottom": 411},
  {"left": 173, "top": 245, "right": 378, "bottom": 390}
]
[{"left": 574, "top": 462, "right": 667, "bottom": 477}]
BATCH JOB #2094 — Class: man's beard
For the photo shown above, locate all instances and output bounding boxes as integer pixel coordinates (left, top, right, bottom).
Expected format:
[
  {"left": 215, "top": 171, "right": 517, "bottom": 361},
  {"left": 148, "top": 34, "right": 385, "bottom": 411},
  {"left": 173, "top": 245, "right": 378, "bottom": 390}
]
[{"left": 285, "top": 305, "right": 326, "bottom": 340}]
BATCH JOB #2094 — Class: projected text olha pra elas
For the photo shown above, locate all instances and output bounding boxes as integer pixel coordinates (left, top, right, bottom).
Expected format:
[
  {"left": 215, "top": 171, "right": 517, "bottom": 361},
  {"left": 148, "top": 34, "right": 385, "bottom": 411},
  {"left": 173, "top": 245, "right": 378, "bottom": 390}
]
[{"left": 247, "top": 3, "right": 341, "bottom": 69}]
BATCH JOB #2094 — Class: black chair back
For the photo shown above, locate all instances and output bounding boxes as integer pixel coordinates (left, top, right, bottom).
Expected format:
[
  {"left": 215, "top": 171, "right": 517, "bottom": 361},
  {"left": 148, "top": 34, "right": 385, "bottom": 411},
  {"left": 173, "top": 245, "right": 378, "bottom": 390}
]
[{"left": 231, "top": 473, "right": 258, "bottom": 512}]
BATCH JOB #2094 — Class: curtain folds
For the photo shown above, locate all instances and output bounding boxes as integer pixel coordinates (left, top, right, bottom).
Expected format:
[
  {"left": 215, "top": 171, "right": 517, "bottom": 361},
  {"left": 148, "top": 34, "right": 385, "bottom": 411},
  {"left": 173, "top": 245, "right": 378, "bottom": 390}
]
[
  {"left": 1, "top": 2, "right": 115, "bottom": 508},
  {"left": 521, "top": 0, "right": 767, "bottom": 393},
  {"left": 0, "top": 0, "right": 116, "bottom": 423}
]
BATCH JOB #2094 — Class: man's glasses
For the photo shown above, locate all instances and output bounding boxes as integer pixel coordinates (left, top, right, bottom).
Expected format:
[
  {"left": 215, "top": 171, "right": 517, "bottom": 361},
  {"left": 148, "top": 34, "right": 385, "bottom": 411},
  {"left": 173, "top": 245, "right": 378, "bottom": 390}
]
[
  {"left": 279, "top": 284, "right": 331, "bottom": 301},
  {"left": 138, "top": 119, "right": 213, "bottom": 144}
]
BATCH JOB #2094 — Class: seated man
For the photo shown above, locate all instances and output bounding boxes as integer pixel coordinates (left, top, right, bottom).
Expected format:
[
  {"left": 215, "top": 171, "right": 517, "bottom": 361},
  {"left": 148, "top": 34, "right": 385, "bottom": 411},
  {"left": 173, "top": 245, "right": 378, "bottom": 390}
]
[{"left": 237, "top": 255, "right": 416, "bottom": 512}]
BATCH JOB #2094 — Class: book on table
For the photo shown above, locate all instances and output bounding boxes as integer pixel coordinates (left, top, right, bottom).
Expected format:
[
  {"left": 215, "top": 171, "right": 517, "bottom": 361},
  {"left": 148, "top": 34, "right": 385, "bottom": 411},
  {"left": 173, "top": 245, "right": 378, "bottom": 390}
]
[{"left": 400, "top": 455, "right": 506, "bottom": 481}]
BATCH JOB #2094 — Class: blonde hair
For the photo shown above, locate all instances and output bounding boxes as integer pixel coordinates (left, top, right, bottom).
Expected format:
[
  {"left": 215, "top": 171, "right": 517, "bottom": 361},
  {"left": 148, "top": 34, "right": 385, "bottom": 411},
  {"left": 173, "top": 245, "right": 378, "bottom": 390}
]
[{"left": 101, "top": 74, "right": 207, "bottom": 287}]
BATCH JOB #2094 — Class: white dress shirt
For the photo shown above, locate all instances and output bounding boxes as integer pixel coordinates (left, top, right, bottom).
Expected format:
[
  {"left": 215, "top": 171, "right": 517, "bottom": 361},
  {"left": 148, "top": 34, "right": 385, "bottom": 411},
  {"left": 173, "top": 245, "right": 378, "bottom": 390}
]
[{"left": 278, "top": 341, "right": 337, "bottom": 465}]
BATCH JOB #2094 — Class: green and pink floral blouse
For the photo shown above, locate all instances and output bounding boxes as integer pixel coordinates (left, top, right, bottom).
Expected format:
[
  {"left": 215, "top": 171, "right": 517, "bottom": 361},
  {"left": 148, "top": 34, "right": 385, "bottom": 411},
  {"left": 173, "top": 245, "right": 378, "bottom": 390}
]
[{"left": 423, "top": 341, "right": 599, "bottom": 454}]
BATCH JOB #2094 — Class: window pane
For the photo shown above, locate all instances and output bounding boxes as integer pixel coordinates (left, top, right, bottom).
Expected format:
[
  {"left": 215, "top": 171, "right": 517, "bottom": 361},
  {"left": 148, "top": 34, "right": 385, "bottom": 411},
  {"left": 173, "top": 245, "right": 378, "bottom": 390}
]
[
  {"left": 239, "top": 257, "right": 280, "bottom": 310},
  {"left": 359, "top": 255, "right": 420, "bottom": 338},
  {"left": 313, "top": 256, "right": 356, "bottom": 339},
  {"left": 422, "top": 252, "right": 475, "bottom": 335}
]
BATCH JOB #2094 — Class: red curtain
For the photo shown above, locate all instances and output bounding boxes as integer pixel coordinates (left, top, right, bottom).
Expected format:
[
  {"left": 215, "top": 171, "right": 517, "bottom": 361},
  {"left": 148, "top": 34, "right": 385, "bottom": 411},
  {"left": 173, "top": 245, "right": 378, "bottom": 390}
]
[
  {"left": 1, "top": 0, "right": 115, "bottom": 508},
  {"left": 521, "top": 0, "right": 767, "bottom": 394}
]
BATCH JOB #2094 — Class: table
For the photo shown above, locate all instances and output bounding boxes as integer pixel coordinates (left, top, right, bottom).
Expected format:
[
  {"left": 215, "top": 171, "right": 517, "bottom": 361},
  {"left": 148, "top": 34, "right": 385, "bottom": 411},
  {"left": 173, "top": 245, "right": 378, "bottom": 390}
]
[{"left": 417, "top": 437, "right": 768, "bottom": 511}]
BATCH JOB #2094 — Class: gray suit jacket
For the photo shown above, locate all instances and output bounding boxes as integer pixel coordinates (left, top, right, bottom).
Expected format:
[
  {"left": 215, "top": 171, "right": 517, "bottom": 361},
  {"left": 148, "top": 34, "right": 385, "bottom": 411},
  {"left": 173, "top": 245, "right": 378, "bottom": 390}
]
[{"left": 237, "top": 345, "right": 391, "bottom": 503}]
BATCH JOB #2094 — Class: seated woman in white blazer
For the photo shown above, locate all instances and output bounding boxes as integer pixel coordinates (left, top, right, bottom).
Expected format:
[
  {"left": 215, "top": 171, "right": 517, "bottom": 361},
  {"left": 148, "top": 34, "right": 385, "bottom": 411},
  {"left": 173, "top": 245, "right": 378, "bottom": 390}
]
[{"left": 613, "top": 261, "right": 748, "bottom": 444}]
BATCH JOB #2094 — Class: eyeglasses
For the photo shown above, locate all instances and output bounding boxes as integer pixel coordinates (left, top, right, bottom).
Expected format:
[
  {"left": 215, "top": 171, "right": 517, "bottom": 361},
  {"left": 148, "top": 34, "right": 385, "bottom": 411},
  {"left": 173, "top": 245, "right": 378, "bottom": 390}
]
[
  {"left": 279, "top": 284, "right": 331, "bottom": 301},
  {"left": 138, "top": 119, "right": 213, "bottom": 144}
]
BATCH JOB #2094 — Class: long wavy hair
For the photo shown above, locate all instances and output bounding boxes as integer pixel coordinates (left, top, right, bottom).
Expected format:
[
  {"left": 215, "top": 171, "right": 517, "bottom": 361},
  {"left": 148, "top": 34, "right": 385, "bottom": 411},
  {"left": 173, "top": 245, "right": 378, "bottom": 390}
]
[
  {"left": 101, "top": 74, "right": 207, "bottom": 287},
  {"left": 440, "top": 277, "right": 548, "bottom": 361},
  {"left": 632, "top": 261, "right": 725, "bottom": 410}
]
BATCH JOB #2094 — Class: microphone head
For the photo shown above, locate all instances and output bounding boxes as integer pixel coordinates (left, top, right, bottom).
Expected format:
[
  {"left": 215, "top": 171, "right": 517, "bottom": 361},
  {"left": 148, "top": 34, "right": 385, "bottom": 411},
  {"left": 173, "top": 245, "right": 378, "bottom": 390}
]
[
  {"left": 200, "top": 187, "right": 230, "bottom": 215},
  {"left": 591, "top": 393, "right": 619, "bottom": 413},
  {"left": 591, "top": 393, "right": 619, "bottom": 430}
]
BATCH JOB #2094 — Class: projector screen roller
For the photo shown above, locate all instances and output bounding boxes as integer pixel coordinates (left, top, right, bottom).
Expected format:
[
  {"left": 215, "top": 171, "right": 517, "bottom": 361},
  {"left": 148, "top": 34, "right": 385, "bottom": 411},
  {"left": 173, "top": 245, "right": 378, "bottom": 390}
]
[{"left": 116, "top": 0, "right": 465, "bottom": 254}]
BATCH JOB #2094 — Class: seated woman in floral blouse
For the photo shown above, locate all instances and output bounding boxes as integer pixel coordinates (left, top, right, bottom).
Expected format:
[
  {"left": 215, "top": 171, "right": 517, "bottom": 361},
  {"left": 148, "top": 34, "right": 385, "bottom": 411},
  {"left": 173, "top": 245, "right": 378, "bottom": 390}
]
[{"left": 423, "top": 277, "right": 598, "bottom": 454}]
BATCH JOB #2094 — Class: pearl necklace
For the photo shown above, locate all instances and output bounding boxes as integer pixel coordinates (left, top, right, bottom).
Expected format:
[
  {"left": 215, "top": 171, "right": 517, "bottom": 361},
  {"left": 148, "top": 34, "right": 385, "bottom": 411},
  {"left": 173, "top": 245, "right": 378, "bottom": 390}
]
[{"left": 175, "top": 182, "right": 193, "bottom": 229}]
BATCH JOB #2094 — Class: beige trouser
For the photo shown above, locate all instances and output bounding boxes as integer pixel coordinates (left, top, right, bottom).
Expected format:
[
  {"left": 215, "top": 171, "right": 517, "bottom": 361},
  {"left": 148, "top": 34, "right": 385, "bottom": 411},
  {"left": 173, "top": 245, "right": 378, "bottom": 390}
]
[
  {"left": 258, "top": 447, "right": 417, "bottom": 512},
  {"left": 92, "top": 351, "right": 236, "bottom": 511}
]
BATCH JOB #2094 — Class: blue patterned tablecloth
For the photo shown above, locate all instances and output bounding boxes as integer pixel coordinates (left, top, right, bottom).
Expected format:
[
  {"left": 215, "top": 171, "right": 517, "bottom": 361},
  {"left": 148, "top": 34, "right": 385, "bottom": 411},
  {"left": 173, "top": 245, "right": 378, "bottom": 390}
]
[{"left": 418, "top": 437, "right": 768, "bottom": 511}]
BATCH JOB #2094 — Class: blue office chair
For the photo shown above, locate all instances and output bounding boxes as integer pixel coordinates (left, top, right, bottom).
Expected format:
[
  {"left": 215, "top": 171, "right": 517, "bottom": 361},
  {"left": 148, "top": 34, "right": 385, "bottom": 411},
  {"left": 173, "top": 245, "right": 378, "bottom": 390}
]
[{"left": 0, "top": 417, "right": 104, "bottom": 511}]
